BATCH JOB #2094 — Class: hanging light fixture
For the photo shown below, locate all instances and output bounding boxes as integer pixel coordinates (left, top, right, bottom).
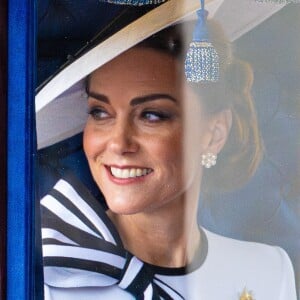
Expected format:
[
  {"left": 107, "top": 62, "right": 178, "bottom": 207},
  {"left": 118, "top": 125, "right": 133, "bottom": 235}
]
[
  {"left": 185, "top": 0, "right": 219, "bottom": 82},
  {"left": 98, "top": 0, "right": 167, "bottom": 5}
]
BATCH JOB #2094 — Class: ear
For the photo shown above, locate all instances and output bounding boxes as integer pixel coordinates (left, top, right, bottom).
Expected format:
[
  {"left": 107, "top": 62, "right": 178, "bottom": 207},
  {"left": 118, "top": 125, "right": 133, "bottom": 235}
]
[{"left": 206, "top": 109, "right": 232, "bottom": 155}]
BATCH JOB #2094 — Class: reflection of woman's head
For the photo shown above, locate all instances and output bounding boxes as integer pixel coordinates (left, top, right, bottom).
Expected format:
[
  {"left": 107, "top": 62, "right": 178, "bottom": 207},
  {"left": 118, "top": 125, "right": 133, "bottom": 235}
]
[{"left": 136, "top": 21, "right": 263, "bottom": 192}]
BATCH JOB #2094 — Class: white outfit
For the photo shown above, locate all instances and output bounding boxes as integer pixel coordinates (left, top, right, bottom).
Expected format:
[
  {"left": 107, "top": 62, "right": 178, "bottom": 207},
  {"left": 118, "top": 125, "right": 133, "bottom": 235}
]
[
  {"left": 44, "top": 229, "right": 296, "bottom": 300},
  {"left": 41, "top": 177, "right": 297, "bottom": 300}
]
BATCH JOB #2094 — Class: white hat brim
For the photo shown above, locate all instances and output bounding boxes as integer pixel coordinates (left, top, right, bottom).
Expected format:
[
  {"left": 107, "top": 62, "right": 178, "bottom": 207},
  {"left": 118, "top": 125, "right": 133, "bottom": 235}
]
[{"left": 35, "top": 0, "right": 284, "bottom": 149}]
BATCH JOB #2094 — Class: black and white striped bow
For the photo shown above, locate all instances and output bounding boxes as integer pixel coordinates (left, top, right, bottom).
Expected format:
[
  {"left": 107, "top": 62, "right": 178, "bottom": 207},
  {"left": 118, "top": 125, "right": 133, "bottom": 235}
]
[{"left": 41, "top": 175, "right": 185, "bottom": 299}]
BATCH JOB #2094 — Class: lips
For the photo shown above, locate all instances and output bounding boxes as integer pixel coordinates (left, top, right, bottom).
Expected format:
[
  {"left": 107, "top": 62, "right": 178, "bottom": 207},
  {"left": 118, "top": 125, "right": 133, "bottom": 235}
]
[{"left": 109, "top": 166, "right": 152, "bottom": 179}]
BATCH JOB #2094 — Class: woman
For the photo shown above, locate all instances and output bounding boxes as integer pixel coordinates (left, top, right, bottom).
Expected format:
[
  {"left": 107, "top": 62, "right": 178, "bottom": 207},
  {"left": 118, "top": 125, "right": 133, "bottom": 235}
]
[{"left": 40, "top": 21, "right": 297, "bottom": 299}]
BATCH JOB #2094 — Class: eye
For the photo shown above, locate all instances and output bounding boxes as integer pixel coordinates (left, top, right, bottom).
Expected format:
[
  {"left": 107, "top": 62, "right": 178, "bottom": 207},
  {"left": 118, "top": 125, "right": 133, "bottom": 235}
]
[
  {"left": 87, "top": 107, "right": 110, "bottom": 120},
  {"left": 141, "top": 110, "right": 172, "bottom": 122}
]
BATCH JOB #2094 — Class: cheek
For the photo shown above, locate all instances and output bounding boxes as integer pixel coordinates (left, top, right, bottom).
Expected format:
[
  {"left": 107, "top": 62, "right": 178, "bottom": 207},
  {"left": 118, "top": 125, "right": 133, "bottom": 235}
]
[
  {"left": 83, "top": 124, "right": 102, "bottom": 159},
  {"left": 159, "top": 134, "right": 181, "bottom": 151},
  {"left": 151, "top": 131, "right": 183, "bottom": 170}
]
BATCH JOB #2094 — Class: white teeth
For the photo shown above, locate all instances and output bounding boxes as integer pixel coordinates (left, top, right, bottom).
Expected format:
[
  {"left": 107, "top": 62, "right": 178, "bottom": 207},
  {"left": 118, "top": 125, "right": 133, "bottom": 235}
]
[
  {"left": 123, "top": 169, "right": 130, "bottom": 178},
  {"left": 136, "top": 169, "right": 142, "bottom": 177},
  {"left": 129, "top": 169, "right": 136, "bottom": 178},
  {"left": 110, "top": 167, "right": 152, "bottom": 179}
]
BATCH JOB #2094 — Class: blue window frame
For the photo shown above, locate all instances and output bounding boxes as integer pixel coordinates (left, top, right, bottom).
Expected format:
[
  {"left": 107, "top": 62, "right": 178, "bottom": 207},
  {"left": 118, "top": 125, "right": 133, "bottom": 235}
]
[
  {"left": 0, "top": 1, "right": 7, "bottom": 299},
  {"left": 7, "top": 0, "right": 36, "bottom": 299}
]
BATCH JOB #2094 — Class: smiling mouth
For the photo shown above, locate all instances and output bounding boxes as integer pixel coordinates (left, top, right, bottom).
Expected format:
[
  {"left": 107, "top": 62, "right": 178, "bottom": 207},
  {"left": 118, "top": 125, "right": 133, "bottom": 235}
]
[{"left": 108, "top": 166, "right": 153, "bottom": 179}]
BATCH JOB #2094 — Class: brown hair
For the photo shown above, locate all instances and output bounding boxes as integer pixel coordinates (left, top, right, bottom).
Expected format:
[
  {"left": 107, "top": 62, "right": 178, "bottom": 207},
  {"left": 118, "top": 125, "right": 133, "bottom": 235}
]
[{"left": 137, "top": 20, "right": 263, "bottom": 192}]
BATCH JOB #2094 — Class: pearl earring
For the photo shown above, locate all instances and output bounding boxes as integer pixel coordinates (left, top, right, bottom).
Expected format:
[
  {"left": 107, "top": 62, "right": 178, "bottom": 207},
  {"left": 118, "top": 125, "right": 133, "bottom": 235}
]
[{"left": 201, "top": 153, "right": 217, "bottom": 168}]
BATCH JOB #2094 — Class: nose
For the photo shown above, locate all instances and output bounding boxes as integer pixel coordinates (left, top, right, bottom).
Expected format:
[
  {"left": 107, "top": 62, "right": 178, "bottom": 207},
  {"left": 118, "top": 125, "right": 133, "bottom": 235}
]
[{"left": 107, "top": 118, "right": 139, "bottom": 155}]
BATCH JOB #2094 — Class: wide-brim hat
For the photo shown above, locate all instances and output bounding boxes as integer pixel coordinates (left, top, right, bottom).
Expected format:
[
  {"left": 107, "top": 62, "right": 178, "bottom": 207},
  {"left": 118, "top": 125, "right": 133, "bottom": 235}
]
[{"left": 35, "top": 0, "right": 285, "bottom": 149}]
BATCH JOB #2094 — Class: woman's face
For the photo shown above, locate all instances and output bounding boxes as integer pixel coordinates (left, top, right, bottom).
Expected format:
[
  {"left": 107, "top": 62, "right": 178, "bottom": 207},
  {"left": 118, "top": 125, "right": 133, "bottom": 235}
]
[{"left": 83, "top": 47, "right": 213, "bottom": 215}]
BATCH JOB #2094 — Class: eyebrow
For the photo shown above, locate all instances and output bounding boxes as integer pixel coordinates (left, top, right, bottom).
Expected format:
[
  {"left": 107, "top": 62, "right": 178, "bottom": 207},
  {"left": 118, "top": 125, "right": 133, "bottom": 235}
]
[
  {"left": 130, "top": 94, "right": 177, "bottom": 106},
  {"left": 87, "top": 91, "right": 178, "bottom": 106},
  {"left": 87, "top": 91, "right": 109, "bottom": 104}
]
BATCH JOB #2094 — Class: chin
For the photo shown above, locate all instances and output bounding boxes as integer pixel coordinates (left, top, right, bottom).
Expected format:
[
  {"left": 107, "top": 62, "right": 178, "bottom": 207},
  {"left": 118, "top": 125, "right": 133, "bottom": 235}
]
[
  {"left": 105, "top": 196, "right": 146, "bottom": 216},
  {"left": 108, "top": 205, "right": 144, "bottom": 216}
]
